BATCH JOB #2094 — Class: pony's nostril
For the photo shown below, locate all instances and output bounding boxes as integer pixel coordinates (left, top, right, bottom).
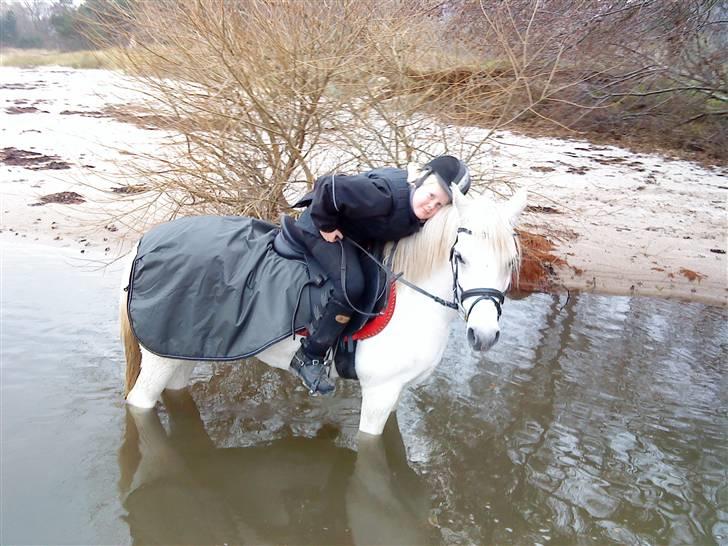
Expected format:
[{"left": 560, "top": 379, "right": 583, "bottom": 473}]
[
  {"left": 467, "top": 327, "right": 477, "bottom": 348},
  {"left": 494, "top": 330, "right": 500, "bottom": 342}
]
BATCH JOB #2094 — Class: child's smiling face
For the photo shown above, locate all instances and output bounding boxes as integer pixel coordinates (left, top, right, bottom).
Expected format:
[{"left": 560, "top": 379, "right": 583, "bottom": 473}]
[{"left": 412, "top": 180, "right": 450, "bottom": 220}]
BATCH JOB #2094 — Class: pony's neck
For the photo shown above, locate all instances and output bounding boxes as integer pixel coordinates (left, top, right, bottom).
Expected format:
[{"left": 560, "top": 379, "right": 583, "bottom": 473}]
[{"left": 413, "top": 260, "right": 453, "bottom": 296}]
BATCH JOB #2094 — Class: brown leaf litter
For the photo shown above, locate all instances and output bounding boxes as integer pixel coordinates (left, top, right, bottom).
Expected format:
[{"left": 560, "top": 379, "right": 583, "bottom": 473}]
[
  {"left": 679, "top": 268, "right": 707, "bottom": 282},
  {"left": 30, "top": 192, "right": 86, "bottom": 206},
  {"left": 1, "top": 148, "right": 71, "bottom": 170}
]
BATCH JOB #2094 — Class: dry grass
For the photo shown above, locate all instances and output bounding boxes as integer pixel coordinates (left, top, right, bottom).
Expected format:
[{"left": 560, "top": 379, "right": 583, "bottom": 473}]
[{"left": 0, "top": 48, "right": 123, "bottom": 69}]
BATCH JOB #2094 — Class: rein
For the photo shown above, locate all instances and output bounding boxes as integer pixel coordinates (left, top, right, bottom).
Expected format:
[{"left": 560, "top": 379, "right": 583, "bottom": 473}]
[{"left": 346, "top": 227, "right": 508, "bottom": 321}]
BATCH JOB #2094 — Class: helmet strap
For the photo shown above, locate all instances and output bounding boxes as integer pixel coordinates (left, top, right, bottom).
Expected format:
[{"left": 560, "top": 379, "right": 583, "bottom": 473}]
[{"left": 413, "top": 167, "right": 433, "bottom": 188}]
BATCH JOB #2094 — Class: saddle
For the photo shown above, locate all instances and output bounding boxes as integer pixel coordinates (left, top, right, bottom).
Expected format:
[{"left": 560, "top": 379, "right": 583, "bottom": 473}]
[
  {"left": 126, "top": 215, "right": 391, "bottom": 380},
  {"left": 273, "top": 215, "right": 390, "bottom": 332}
]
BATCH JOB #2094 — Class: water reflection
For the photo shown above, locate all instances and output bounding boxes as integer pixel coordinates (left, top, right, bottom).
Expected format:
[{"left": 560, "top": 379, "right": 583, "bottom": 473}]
[
  {"left": 118, "top": 390, "right": 437, "bottom": 545},
  {"left": 2, "top": 243, "right": 725, "bottom": 545},
  {"left": 406, "top": 293, "right": 727, "bottom": 545}
]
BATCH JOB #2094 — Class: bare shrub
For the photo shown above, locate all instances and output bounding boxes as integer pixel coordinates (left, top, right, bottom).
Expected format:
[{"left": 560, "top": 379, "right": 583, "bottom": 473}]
[
  {"left": 83, "top": 0, "right": 569, "bottom": 228},
  {"left": 92, "top": 1, "right": 374, "bottom": 220}
]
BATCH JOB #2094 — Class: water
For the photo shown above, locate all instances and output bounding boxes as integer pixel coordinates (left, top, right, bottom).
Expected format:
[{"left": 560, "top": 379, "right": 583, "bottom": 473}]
[{"left": 1, "top": 241, "right": 726, "bottom": 545}]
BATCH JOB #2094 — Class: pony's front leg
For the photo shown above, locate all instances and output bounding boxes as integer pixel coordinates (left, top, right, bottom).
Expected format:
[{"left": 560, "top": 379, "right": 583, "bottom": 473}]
[
  {"left": 126, "top": 348, "right": 181, "bottom": 408},
  {"left": 359, "top": 383, "right": 403, "bottom": 436}
]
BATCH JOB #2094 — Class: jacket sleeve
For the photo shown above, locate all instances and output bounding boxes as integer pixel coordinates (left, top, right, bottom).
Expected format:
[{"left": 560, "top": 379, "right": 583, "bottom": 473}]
[{"left": 309, "top": 172, "right": 394, "bottom": 232}]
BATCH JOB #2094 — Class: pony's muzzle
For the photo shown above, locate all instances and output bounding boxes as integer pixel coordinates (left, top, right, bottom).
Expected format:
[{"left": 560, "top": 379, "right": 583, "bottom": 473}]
[{"left": 467, "top": 327, "right": 499, "bottom": 352}]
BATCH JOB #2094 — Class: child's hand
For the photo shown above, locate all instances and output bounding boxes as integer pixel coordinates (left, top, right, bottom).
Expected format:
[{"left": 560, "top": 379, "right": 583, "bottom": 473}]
[{"left": 320, "top": 229, "right": 343, "bottom": 243}]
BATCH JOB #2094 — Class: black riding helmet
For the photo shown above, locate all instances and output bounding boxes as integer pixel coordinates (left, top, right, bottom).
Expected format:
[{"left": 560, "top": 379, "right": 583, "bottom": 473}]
[{"left": 415, "top": 155, "right": 471, "bottom": 199}]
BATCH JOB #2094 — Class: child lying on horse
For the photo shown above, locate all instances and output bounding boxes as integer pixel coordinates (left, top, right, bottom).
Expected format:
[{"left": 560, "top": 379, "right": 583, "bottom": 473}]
[{"left": 291, "top": 155, "right": 471, "bottom": 395}]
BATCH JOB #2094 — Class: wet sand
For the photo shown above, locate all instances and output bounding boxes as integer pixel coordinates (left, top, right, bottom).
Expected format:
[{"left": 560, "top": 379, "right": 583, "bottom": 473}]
[{"left": 1, "top": 66, "right": 726, "bottom": 305}]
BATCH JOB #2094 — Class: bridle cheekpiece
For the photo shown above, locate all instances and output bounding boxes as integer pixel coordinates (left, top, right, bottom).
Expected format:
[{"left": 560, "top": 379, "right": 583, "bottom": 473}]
[{"left": 450, "top": 227, "right": 507, "bottom": 322}]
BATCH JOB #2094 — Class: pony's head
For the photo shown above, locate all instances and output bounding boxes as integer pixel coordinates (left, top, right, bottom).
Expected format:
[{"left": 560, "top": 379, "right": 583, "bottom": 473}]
[
  {"left": 450, "top": 187, "right": 526, "bottom": 351},
  {"left": 389, "top": 187, "right": 526, "bottom": 352}
]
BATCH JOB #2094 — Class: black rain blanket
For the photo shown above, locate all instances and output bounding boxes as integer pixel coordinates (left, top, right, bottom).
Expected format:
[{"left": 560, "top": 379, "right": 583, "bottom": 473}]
[{"left": 127, "top": 216, "right": 316, "bottom": 361}]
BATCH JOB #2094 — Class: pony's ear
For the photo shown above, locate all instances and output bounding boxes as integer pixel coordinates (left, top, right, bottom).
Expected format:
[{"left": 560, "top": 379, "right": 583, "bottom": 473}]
[
  {"left": 505, "top": 189, "right": 527, "bottom": 226},
  {"left": 451, "top": 183, "right": 468, "bottom": 211},
  {"left": 406, "top": 162, "right": 423, "bottom": 183}
]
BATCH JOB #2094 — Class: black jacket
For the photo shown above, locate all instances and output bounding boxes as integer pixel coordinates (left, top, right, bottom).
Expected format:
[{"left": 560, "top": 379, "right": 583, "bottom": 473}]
[{"left": 295, "top": 167, "right": 422, "bottom": 244}]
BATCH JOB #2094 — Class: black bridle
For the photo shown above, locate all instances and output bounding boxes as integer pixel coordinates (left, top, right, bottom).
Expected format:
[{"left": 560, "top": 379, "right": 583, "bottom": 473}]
[
  {"left": 449, "top": 227, "right": 507, "bottom": 321},
  {"left": 347, "top": 227, "right": 509, "bottom": 322}
]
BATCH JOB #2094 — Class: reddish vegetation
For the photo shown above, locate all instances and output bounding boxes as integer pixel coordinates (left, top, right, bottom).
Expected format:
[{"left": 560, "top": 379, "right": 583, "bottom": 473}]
[
  {"left": 679, "top": 268, "right": 707, "bottom": 282},
  {"left": 514, "top": 230, "right": 567, "bottom": 293}
]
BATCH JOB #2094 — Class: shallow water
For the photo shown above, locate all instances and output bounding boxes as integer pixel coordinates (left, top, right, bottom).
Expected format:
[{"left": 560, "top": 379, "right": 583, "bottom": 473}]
[{"left": 1, "top": 241, "right": 726, "bottom": 545}]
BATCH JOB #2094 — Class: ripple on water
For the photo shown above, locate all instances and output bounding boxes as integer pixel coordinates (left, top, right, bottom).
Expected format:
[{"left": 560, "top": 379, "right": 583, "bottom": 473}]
[
  {"left": 406, "top": 293, "right": 727, "bottom": 544},
  {"left": 2, "top": 244, "right": 726, "bottom": 546}
]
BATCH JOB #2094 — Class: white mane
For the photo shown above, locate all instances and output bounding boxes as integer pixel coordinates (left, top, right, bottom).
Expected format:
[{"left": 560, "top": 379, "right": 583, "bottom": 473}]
[
  {"left": 387, "top": 204, "right": 460, "bottom": 283},
  {"left": 388, "top": 196, "right": 521, "bottom": 284}
]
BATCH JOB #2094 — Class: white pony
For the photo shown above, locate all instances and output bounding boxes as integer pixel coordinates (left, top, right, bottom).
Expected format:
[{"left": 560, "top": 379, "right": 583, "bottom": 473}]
[{"left": 120, "top": 188, "right": 526, "bottom": 435}]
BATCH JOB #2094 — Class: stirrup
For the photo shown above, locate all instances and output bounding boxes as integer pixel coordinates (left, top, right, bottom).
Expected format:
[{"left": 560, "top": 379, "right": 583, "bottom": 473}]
[
  {"left": 290, "top": 350, "right": 335, "bottom": 396},
  {"left": 308, "top": 359, "right": 333, "bottom": 395}
]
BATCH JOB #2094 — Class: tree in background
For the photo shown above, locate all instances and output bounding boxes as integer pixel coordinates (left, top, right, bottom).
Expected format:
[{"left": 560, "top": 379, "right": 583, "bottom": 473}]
[
  {"left": 0, "top": 0, "right": 122, "bottom": 50},
  {"left": 75, "top": 0, "right": 136, "bottom": 47},
  {"left": 48, "top": 0, "right": 90, "bottom": 49},
  {"left": 0, "top": 9, "right": 18, "bottom": 45},
  {"left": 445, "top": 0, "right": 726, "bottom": 158},
  {"left": 86, "top": 0, "right": 559, "bottom": 224},
  {"left": 2, "top": 0, "right": 722, "bottom": 161},
  {"left": 76, "top": 0, "right": 724, "bottom": 230}
]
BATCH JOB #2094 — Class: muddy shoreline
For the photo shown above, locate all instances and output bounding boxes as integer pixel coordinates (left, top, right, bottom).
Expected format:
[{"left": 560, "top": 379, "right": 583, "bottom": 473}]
[{"left": 1, "top": 66, "right": 726, "bottom": 306}]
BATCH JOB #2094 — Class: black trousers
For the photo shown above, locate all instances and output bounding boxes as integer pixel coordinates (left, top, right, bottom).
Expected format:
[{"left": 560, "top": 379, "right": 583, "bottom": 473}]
[{"left": 298, "top": 230, "right": 366, "bottom": 309}]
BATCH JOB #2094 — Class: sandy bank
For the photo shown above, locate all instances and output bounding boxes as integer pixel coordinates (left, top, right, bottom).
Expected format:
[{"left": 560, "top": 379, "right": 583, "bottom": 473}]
[{"left": 2, "top": 67, "right": 726, "bottom": 306}]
